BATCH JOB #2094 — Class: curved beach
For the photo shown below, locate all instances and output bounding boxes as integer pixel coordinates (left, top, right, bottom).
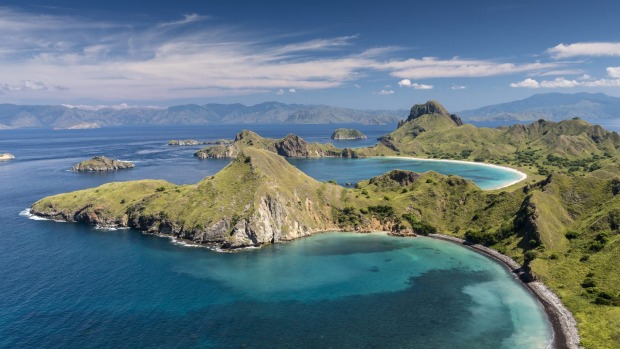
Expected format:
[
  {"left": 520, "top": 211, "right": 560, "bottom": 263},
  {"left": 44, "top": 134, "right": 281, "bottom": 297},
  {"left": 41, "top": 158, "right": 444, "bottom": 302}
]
[
  {"left": 385, "top": 156, "right": 528, "bottom": 190},
  {"left": 429, "top": 234, "right": 581, "bottom": 349}
]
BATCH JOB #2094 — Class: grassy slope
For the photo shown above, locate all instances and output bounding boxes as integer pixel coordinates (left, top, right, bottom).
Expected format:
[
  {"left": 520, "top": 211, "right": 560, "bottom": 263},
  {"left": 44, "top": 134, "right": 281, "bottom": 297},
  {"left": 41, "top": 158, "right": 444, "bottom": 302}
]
[{"left": 32, "top": 100, "right": 620, "bottom": 348}]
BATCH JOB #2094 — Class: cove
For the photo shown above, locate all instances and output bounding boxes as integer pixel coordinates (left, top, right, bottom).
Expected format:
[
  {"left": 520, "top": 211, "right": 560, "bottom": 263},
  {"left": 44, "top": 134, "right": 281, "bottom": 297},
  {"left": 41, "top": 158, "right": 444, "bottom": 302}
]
[{"left": 287, "top": 156, "right": 526, "bottom": 190}]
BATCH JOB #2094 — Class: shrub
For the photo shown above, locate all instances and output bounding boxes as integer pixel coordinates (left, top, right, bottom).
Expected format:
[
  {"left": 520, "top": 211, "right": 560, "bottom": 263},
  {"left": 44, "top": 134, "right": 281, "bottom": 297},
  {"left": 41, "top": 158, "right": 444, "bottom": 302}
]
[{"left": 565, "top": 231, "right": 580, "bottom": 240}]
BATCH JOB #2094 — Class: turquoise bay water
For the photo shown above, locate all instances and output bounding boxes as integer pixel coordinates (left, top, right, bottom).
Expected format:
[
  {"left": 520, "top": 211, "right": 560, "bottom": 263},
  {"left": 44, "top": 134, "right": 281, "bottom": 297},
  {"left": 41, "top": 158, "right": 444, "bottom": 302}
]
[
  {"left": 0, "top": 125, "right": 550, "bottom": 348},
  {"left": 288, "top": 157, "right": 524, "bottom": 190}
]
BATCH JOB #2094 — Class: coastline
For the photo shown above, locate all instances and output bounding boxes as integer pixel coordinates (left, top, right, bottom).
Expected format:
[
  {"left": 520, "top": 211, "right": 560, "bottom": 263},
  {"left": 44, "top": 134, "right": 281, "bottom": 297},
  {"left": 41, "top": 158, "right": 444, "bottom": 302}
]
[
  {"left": 384, "top": 155, "right": 528, "bottom": 190},
  {"left": 428, "top": 233, "right": 581, "bottom": 349},
  {"left": 25, "top": 201, "right": 580, "bottom": 348}
]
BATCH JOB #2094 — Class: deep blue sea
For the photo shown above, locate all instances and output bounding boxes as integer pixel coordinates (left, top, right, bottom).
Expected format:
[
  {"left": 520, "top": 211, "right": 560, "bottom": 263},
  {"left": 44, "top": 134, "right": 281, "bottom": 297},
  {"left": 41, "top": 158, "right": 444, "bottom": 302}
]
[{"left": 0, "top": 124, "right": 553, "bottom": 348}]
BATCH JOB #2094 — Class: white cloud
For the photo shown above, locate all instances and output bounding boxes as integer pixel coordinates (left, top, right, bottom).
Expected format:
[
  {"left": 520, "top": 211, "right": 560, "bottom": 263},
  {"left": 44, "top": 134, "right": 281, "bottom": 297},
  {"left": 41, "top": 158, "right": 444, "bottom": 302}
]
[
  {"left": 538, "top": 69, "right": 585, "bottom": 76},
  {"left": 451, "top": 85, "right": 466, "bottom": 90},
  {"left": 276, "top": 89, "right": 285, "bottom": 95},
  {"left": 548, "top": 42, "right": 620, "bottom": 58},
  {"left": 540, "top": 78, "right": 580, "bottom": 88},
  {"left": 288, "top": 88, "right": 296, "bottom": 93},
  {"left": 0, "top": 7, "right": 574, "bottom": 103},
  {"left": 510, "top": 76, "right": 620, "bottom": 89},
  {"left": 0, "top": 80, "right": 47, "bottom": 91},
  {"left": 398, "top": 79, "right": 433, "bottom": 89},
  {"left": 375, "top": 89, "right": 394, "bottom": 95},
  {"left": 607, "top": 67, "right": 620, "bottom": 78},
  {"left": 510, "top": 78, "right": 540, "bottom": 88},
  {"left": 157, "top": 14, "right": 207, "bottom": 28},
  {"left": 378, "top": 58, "right": 557, "bottom": 79}
]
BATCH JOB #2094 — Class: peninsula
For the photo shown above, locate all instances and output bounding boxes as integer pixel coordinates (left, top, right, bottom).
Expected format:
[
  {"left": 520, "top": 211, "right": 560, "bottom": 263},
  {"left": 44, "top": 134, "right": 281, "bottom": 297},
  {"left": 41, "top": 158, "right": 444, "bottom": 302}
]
[
  {"left": 31, "top": 100, "right": 620, "bottom": 348},
  {"left": 72, "top": 156, "right": 135, "bottom": 171}
]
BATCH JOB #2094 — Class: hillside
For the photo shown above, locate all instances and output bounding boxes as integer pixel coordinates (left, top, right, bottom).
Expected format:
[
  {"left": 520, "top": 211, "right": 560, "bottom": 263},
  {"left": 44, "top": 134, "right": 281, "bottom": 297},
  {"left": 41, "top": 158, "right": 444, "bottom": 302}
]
[
  {"left": 374, "top": 101, "right": 620, "bottom": 180},
  {"left": 0, "top": 102, "right": 403, "bottom": 129},
  {"left": 30, "top": 100, "right": 620, "bottom": 348},
  {"left": 459, "top": 93, "right": 620, "bottom": 121}
]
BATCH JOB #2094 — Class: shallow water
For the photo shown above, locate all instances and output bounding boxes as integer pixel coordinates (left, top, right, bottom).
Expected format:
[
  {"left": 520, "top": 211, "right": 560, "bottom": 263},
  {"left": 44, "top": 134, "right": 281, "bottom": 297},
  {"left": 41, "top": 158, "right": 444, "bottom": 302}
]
[{"left": 0, "top": 125, "right": 551, "bottom": 348}]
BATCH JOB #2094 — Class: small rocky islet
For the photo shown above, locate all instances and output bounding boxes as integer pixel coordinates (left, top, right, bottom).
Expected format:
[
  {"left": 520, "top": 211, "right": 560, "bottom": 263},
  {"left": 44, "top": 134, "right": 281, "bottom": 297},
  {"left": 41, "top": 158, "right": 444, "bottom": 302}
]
[
  {"left": 168, "top": 139, "right": 232, "bottom": 146},
  {"left": 72, "top": 156, "right": 135, "bottom": 171},
  {"left": 330, "top": 128, "right": 367, "bottom": 140}
]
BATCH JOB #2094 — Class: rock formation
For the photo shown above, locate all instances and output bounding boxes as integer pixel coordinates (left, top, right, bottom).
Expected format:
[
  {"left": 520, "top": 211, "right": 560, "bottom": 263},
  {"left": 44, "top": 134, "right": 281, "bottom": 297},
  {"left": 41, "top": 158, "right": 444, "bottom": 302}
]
[
  {"left": 72, "top": 156, "right": 135, "bottom": 171},
  {"left": 330, "top": 128, "right": 368, "bottom": 140}
]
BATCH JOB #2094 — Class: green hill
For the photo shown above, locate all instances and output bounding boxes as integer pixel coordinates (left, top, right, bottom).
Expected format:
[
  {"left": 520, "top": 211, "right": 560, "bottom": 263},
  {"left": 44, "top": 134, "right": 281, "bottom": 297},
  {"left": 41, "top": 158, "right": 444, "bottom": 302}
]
[{"left": 30, "top": 100, "right": 620, "bottom": 348}]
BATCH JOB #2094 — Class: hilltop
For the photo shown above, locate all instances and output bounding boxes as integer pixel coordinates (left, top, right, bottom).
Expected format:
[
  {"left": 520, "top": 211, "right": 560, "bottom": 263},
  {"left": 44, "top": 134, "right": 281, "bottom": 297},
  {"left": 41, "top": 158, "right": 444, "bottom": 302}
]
[{"left": 460, "top": 93, "right": 620, "bottom": 121}]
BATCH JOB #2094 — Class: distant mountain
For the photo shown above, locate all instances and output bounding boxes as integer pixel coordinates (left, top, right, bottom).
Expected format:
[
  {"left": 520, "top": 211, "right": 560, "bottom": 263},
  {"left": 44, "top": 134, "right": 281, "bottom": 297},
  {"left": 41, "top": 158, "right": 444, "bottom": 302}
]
[
  {"left": 0, "top": 102, "right": 404, "bottom": 129},
  {"left": 459, "top": 93, "right": 620, "bottom": 121}
]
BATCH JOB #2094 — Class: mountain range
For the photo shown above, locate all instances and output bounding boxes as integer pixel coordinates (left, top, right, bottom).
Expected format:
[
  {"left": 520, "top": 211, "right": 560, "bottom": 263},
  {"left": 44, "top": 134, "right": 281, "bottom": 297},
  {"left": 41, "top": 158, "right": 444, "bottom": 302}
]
[
  {"left": 0, "top": 102, "right": 404, "bottom": 130},
  {"left": 459, "top": 92, "right": 620, "bottom": 121}
]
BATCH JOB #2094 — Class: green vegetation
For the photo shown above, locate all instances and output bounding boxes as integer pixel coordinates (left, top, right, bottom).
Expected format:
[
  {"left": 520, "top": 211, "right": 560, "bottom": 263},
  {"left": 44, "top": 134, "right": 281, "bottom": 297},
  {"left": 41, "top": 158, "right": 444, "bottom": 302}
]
[
  {"left": 330, "top": 128, "right": 367, "bottom": 140},
  {"left": 32, "top": 100, "right": 620, "bottom": 348}
]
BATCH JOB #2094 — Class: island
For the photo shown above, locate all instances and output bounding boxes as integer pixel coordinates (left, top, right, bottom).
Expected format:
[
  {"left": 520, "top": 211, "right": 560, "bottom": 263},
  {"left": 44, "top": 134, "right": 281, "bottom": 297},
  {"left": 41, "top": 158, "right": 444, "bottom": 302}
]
[
  {"left": 30, "top": 100, "right": 620, "bottom": 349},
  {"left": 168, "top": 139, "right": 232, "bottom": 146},
  {"left": 330, "top": 128, "right": 367, "bottom": 140},
  {"left": 0, "top": 153, "right": 15, "bottom": 161},
  {"left": 72, "top": 156, "right": 135, "bottom": 171}
]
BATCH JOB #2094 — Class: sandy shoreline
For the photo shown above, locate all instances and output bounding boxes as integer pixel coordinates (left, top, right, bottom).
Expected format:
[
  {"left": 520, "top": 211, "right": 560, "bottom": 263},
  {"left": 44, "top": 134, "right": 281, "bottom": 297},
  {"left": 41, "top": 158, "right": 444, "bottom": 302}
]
[
  {"left": 384, "top": 156, "right": 528, "bottom": 190},
  {"left": 428, "top": 234, "right": 581, "bottom": 349}
]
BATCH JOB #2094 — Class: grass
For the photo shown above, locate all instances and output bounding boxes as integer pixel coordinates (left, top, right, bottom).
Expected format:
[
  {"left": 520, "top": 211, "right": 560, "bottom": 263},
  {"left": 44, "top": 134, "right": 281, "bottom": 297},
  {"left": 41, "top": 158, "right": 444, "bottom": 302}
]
[{"left": 31, "top": 100, "right": 620, "bottom": 348}]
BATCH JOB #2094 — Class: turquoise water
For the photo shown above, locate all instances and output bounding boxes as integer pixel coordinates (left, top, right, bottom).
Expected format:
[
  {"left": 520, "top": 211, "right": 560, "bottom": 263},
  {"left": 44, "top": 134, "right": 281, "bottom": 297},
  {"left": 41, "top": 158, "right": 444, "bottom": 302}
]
[
  {"left": 288, "top": 157, "right": 524, "bottom": 190},
  {"left": 0, "top": 125, "right": 551, "bottom": 348}
]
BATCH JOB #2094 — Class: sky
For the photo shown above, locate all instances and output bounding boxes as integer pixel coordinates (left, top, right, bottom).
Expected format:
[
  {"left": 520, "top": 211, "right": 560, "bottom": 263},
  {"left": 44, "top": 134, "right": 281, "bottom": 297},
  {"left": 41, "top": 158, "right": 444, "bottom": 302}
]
[{"left": 1, "top": 0, "right": 620, "bottom": 111}]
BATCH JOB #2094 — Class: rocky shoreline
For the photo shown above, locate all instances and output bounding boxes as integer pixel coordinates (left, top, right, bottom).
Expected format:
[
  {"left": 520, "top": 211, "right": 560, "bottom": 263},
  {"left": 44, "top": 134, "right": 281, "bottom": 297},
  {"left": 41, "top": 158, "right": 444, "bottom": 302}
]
[{"left": 429, "top": 233, "right": 581, "bottom": 349}]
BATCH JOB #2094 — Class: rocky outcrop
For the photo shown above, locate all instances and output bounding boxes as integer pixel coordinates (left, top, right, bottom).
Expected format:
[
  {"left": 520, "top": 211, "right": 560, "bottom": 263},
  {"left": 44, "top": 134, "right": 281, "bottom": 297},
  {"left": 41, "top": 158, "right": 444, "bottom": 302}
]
[
  {"left": 330, "top": 128, "right": 368, "bottom": 140},
  {"left": 271, "top": 134, "right": 312, "bottom": 157},
  {"left": 406, "top": 100, "right": 463, "bottom": 126},
  {"left": 194, "top": 145, "right": 239, "bottom": 159},
  {"left": 72, "top": 156, "right": 135, "bottom": 171},
  {"left": 369, "top": 170, "right": 422, "bottom": 188},
  {"left": 195, "top": 132, "right": 360, "bottom": 159},
  {"left": 0, "top": 153, "right": 15, "bottom": 161}
]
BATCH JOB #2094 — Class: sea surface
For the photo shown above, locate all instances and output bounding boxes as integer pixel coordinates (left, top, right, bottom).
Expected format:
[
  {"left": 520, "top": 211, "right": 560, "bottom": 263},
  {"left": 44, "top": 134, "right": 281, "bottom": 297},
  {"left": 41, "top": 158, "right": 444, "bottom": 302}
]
[{"left": 0, "top": 124, "right": 554, "bottom": 348}]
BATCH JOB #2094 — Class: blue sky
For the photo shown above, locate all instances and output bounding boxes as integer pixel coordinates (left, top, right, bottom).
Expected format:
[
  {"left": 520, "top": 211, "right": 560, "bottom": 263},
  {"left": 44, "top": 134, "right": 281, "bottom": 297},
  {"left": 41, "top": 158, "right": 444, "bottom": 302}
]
[{"left": 1, "top": 0, "right": 619, "bottom": 111}]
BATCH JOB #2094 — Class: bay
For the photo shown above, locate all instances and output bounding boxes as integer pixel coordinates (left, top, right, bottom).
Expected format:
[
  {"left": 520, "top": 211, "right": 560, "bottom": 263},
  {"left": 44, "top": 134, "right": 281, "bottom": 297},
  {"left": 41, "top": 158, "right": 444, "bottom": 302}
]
[{"left": 0, "top": 124, "right": 551, "bottom": 348}]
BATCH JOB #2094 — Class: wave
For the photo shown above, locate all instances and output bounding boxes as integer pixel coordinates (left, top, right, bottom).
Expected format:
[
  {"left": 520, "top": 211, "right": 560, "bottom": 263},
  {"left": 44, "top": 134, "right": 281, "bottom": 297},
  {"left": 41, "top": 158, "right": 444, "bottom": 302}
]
[{"left": 19, "top": 208, "right": 66, "bottom": 223}]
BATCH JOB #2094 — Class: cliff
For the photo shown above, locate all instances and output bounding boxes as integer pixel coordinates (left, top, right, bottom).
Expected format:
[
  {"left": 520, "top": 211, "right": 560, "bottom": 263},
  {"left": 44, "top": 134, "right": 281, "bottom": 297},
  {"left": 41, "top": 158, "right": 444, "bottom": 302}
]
[{"left": 72, "top": 156, "right": 135, "bottom": 171}]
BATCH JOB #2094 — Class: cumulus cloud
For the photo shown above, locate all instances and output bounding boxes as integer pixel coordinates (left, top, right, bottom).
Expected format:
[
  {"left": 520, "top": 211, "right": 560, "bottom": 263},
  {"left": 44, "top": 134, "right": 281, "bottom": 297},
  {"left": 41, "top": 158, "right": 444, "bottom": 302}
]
[
  {"left": 398, "top": 79, "right": 433, "bottom": 89},
  {"left": 375, "top": 89, "right": 394, "bottom": 95},
  {"left": 510, "top": 78, "right": 540, "bottom": 88},
  {"left": 607, "top": 67, "right": 620, "bottom": 78},
  {"left": 451, "top": 85, "right": 466, "bottom": 90},
  {"left": 548, "top": 42, "right": 620, "bottom": 58},
  {"left": 288, "top": 88, "right": 296, "bottom": 93},
  {"left": 276, "top": 89, "right": 285, "bottom": 95}
]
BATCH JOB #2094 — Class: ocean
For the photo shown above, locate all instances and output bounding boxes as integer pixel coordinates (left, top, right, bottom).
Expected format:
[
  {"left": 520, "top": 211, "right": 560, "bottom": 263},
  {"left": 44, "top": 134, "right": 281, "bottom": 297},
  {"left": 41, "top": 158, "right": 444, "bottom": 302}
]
[{"left": 0, "top": 123, "right": 552, "bottom": 348}]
